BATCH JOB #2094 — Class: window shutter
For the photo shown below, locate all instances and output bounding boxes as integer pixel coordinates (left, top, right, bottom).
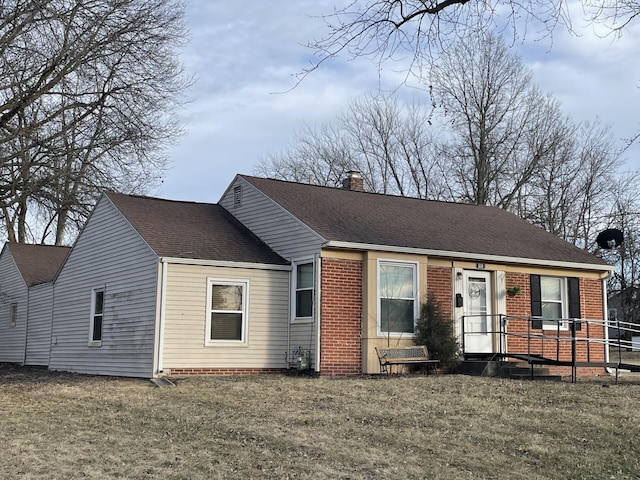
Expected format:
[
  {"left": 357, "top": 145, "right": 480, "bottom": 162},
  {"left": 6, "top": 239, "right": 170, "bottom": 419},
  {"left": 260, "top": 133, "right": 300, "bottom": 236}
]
[
  {"left": 567, "top": 277, "right": 582, "bottom": 331},
  {"left": 530, "top": 275, "right": 542, "bottom": 329}
]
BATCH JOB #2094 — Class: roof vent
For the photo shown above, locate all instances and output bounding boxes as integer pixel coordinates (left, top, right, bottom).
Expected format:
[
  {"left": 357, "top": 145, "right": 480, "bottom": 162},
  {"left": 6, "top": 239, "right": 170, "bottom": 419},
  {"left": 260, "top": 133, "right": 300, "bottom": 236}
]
[
  {"left": 233, "top": 185, "right": 243, "bottom": 207},
  {"left": 342, "top": 171, "right": 364, "bottom": 192}
]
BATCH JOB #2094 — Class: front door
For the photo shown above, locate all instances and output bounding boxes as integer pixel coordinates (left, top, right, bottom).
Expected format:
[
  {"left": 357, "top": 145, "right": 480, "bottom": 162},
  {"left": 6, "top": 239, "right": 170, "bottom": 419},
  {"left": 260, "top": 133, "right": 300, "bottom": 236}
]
[{"left": 463, "top": 271, "right": 493, "bottom": 353}]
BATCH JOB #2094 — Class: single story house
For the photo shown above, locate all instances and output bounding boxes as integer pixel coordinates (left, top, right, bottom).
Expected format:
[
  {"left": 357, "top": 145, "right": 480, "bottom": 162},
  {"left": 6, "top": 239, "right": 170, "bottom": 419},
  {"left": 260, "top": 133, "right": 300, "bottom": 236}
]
[
  {"left": 606, "top": 288, "right": 640, "bottom": 340},
  {"left": 0, "top": 243, "right": 70, "bottom": 366},
  {"left": 0, "top": 173, "right": 614, "bottom": 377},
  {"left": 219, "top": 173, "right": 613, "bottom": 376},
  {"left": 48, "top": 191, "right": 289, "bottom": 378}
]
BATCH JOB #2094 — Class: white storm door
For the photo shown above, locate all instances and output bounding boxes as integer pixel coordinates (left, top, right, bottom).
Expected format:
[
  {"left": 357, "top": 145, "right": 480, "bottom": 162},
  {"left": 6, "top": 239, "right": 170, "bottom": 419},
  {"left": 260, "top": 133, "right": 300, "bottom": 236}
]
[{"left": 463, "top": 271, "right": 493, "bottom": 353}]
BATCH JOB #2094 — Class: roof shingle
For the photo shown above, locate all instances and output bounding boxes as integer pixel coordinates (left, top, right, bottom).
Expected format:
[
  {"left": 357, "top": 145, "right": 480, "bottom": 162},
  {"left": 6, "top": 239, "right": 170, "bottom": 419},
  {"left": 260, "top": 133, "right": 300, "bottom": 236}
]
[
  {"left": 106, "top": 192, "right": 287, "bottom": 265},
  {"left": 241, "top": 175, "right": 607, "bottom": 267},
  {"left": 5, "top": 243, "right": 70, "bottom": 286}
]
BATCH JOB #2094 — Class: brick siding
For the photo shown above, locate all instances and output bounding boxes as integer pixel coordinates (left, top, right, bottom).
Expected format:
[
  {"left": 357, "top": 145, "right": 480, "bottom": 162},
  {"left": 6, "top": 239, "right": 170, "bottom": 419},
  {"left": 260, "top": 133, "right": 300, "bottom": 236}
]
[
  {"left": 319, "top": 257, "right": 363, "bottom": 376},
  {"left": 505, "top": 272, "right": 606, "bottom": 376},
  {"left": 426, "top": 266, "right": 452, "bottom": 317},
  {"left": 164, "top": 368, "right": 285, "bottom": 375}
]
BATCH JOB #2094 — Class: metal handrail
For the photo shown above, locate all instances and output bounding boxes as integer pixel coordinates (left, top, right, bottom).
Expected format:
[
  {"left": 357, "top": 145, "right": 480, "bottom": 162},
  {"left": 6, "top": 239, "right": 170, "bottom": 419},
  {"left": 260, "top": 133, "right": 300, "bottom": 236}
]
[{"left": 461, "top": 314, "right": 640, "bottom": 382}]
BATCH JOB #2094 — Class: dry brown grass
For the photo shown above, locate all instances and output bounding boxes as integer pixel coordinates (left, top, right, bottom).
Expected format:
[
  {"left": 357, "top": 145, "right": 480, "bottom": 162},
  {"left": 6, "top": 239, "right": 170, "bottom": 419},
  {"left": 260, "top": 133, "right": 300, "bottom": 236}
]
[{"left": 1, "top": 364, "right": 640, "bottom": 479}]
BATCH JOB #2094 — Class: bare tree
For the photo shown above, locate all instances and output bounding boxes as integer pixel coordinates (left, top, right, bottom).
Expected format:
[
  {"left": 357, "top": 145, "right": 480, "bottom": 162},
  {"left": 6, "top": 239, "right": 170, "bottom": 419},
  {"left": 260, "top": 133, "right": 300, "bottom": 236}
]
[
  {"left": 599, "top": 176, "right": 640, "bottom": 333},
  {"left": 261, "top": 34, "right": 634, "bottom": 253},
  {"left": 340, "top": 95, "right": 443, "bottom": 197},
  {"left": 0, "top": 0, "right": 189, "bottom": 244},
  {"left": 430, "top": 34, "right": 562, "bottom": 208},
  {"left": 256, "top": 94, "right": 446, "bottom": 199},
  {"left": 302, "top": 0, "right": 640, "bottom": 83},
  {"left": 255, "top": 123, "right": 355, "bottom": 188},
  {"left": 520, "top": 121, "right": 625, "bottom": 249}
]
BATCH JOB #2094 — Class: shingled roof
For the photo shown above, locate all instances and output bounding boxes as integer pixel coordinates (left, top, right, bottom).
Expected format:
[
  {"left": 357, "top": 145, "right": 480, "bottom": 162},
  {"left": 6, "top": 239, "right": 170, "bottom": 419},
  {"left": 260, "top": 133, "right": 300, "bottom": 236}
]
[
  {"left": 4, "top": 243, "right": 70, "bottom": 287},
  {"left": 240, "top": 175, "right": 608, "bottom": 268},
  {"left": 105, "top": 192, "right": 287, "bottom": 265}
]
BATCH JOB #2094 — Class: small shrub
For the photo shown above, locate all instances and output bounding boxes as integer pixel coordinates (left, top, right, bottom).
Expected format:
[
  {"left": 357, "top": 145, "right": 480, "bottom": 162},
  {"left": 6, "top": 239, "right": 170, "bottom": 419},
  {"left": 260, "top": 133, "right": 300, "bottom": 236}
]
[{"left": 414, "top": 295, "right": 462, "bottom": 370}]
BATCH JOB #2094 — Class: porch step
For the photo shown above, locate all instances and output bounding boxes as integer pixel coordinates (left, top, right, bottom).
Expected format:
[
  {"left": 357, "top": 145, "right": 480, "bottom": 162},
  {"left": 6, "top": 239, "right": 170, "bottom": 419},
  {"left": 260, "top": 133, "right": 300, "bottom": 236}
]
[
  {"left": 460, "top": 360, "right": 563, "bottom": 381},
  {"left": 458, "top": 360, "right": 500, "bottom": 377},
  {"left": 499, "top": 362, "right": 550, "bottom": 376},
  {"left": 498, "top": 362, "right": 562, "bottom": 381},
  {"left": 507, "top": 373, "right": 563, "bottom": 381}
]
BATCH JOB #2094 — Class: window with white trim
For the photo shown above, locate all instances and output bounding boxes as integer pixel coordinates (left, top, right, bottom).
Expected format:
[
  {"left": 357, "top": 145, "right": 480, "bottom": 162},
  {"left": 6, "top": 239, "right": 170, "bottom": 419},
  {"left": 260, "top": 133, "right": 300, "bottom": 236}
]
[
  {"left": 531, "top": 275, "right": 582, "bottom": 331},
  {"left": 378, "top": 260, "right": 417, "bottom": 335},
  {"left": 89, "top": 289, "right": 104, "bottom": 346},
  {"left": 541, "top": 276, "right": 566, "bottom": 328},
  {"left": 294, "top": 261, "right": 314, "bottom": 320},
  {"left": 207, "top": 280, "right": 248, "bottom": 343}
]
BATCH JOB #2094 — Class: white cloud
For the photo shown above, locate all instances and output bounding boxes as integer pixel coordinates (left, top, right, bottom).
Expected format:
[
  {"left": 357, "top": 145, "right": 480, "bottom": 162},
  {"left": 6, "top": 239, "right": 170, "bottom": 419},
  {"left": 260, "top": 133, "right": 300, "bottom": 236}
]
[
  {"left": 160, "top": 1, "right": 640, "bottom": 202},
  {"left": 521, "top": 16, "right": 640, "bottom": 167},
  {"left": 161, "top": 0, "right": 376, "bottom": 201}
]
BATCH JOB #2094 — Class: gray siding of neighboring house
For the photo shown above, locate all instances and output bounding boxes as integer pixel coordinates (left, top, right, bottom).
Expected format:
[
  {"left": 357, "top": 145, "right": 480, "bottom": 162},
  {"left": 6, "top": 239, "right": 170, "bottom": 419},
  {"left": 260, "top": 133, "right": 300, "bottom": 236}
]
[
  {"left": 25, "top": 282, "right": 54, "bottom": 366},
  {"left": 220, "top": 177, "right": 324, "bottom": 260},
  {"left": 50, "top": 196, "right": 159, "bottom": 378},
  {"left": 0, "top": 251, "right": 28, "bottom": 363},
  {"left": 161, "top": 263, "right": 289, "bottom": 371}
]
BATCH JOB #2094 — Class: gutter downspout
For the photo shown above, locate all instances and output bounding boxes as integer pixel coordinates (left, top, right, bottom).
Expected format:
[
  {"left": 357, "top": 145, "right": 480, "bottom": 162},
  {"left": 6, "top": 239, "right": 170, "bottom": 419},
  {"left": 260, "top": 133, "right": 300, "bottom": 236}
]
[
  {"left": 315, "top": 254, "right": 322, "bottom": 374},
  {"left": 286, "top": 264, "right": 291, "bottom": 370},
  {"left": 155, "top": 259, "right": 168, "bottom": 376},
  {"left": 603, "top": 274, "right": 617, "bottom": 377},
  {"left": 22, "top": 289, "right": 30, "bottom": 366},
  {"left": 48, "top": 285, "right": 54, "bottom": 368}
]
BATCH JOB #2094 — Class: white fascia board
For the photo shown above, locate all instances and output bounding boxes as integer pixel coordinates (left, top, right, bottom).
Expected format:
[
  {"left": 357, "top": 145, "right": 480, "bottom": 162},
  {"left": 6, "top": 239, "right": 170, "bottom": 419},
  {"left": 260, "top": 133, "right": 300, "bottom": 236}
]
[
  {"left": 160, "top": 256, "right": 292, "bottom": 271},
  {"left": 323, "top": 241, "right": 615, "bottom": 272}
]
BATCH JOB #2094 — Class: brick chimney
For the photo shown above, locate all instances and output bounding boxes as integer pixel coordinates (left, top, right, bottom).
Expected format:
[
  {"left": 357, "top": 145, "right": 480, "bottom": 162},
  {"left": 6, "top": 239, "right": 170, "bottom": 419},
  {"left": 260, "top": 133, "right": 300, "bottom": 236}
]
[{"left": 342, "top": 170, "right": 364, "bottom": 192}]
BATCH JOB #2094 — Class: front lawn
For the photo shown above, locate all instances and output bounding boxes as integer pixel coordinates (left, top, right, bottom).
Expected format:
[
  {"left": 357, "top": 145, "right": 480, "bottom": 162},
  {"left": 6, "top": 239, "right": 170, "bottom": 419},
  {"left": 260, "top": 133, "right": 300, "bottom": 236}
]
[{"left": 1, "top": 364, "right": 638, "bottom": 479}]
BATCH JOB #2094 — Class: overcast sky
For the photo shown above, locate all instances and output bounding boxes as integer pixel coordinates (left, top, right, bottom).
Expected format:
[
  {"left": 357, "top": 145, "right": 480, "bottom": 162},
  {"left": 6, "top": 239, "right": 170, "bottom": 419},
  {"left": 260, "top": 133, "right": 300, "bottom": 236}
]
[{"left": 158, "top": 1, "right": 640, "bottom": 203}]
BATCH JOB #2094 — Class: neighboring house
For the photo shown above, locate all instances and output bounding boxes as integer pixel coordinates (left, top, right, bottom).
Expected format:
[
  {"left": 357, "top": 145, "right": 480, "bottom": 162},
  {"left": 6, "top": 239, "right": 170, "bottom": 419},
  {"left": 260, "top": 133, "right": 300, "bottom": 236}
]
[
  {"left": 607, "top": 288, "right": 640, "bottom": 340},
  {"left": 0, "top": 173, "right": 615, "bottom": 378},
  {"left": 0, "top": 243, "right": 70, "bottom": 366},
  {"left": 220, "top": 173, "right": 613, "bottom": 376},
  {"left": 48, "top": 192, "right": 289, "bottom": 377}
]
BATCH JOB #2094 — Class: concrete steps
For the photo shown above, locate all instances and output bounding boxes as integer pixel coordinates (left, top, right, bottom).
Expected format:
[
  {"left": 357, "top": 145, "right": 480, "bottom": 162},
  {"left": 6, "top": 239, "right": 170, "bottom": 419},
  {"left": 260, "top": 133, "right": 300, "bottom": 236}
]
[
  {"left": 499, "top": 362, "right": 562, "bottom": 381},
  {"left": 460, "top": 360, "right": 562, "bottom": 381},
  {"left": 457, "top": 359, "right": 500, "bottom": 377}
]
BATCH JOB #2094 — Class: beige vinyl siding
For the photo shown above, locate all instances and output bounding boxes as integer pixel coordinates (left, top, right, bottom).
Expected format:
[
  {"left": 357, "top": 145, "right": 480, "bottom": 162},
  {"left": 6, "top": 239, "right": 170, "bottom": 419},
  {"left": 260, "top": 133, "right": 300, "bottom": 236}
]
[
  {"left": 25, "top": 282, "right": 54, "bottom": 366},
  {"left": 0, "top": 250, "right": 28, "bottom": 363},
  {"left": 162, "top": 263, "right": 289, "bottom": 370},
  {"left": 50, "top": 196, "right": 158, "bottom": 378},
  {"left": 220, "top": 177, "right": 324, "bottom": 260},
  {"left": 220, "top": 178, "right": 327, "bottom": 371}
]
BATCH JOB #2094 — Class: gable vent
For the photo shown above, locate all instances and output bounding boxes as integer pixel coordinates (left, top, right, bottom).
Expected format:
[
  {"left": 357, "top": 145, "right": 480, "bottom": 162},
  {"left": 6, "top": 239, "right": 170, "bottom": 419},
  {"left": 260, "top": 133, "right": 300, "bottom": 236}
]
[{"left": 233, "top": 185, "right": 243, "bottom": 207}]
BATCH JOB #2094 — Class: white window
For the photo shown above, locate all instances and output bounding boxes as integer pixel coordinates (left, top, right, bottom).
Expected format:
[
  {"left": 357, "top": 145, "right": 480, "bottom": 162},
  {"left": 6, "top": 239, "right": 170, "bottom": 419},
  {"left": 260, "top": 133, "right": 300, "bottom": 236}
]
[
  {"left": 294, "top": 261, "right": 314, "bottom": 320},
  {"left": 541, "top": 276, "right": 567, "bottom": 330},
  {"left": 207, "top": 279, "right": 248, "bottom": 344},
  {"left": 9, "top": 303, "right": 17, "bottom": 327},
  {"left": 378, "top": 260, "right": 418, "bottom": 336},
  {"left": 89, "top": 289, "right": 104, "bottom": 346}
]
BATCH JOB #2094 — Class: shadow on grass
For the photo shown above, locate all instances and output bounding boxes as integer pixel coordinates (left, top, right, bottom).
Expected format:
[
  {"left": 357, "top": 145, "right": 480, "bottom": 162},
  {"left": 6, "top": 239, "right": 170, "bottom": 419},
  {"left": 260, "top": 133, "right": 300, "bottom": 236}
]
[{"left": 0, "top": 362, "right": 142, "bottom": 388}]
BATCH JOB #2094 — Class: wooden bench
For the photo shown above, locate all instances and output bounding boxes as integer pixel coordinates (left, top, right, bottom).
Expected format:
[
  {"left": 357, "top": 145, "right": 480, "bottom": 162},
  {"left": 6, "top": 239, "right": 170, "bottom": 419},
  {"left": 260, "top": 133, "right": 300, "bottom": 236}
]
[{"left": 375, "top": 345, "right": 439, "bottom": 374}]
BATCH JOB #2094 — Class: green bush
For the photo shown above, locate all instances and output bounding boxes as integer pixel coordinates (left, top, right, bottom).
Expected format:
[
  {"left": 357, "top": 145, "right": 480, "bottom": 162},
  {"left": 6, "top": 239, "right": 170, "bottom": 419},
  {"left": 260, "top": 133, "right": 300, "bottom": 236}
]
[{"left": 414, "top": 295, "right": 462, "bottom": 370}]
